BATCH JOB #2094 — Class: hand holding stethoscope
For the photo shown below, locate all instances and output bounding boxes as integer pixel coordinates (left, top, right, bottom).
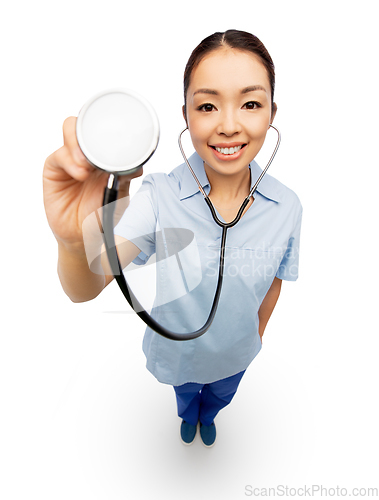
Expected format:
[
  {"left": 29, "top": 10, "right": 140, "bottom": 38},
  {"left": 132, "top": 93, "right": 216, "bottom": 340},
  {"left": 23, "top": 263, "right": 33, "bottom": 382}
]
[{"left": 43, "top": 116, "right": 143, "bottom": 259}]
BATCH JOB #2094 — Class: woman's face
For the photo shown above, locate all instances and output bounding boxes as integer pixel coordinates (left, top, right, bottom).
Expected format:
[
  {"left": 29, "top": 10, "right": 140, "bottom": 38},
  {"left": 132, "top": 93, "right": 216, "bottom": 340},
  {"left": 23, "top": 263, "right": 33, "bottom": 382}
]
[{"left": 185, "top": 48, "right": 276, "bottom": 179}]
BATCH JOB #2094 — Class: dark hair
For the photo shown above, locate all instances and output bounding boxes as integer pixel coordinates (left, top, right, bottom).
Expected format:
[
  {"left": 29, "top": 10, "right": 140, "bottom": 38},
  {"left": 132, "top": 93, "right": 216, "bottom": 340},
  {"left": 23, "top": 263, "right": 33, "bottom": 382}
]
[{"left": 183, "top": 29, "right": 275, "bottom": 117}]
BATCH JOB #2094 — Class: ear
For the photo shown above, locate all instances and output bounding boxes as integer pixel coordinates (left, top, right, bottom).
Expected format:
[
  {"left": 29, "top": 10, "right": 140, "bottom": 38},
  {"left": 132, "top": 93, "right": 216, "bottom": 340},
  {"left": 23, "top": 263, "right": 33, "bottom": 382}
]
[
  {"left": 270, "top": 102, "right": 278, "bottom": 124},
  {"left": 182, "top": 105, "right": 188, "bottom": 126}
]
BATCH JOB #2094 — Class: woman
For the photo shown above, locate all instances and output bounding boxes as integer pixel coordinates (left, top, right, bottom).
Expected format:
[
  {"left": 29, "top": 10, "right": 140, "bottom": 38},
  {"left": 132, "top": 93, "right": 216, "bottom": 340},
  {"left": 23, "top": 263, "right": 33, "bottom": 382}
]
[{"left": 43, "top": 30, "right": 302, "bottom": 448}]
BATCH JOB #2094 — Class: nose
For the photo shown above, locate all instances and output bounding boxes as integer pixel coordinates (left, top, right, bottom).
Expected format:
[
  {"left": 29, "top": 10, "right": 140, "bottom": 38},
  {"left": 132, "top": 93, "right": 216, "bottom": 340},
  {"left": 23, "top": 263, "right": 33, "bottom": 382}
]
[{"left": 216, "top": 108, "right": 241, "bottom": 137}]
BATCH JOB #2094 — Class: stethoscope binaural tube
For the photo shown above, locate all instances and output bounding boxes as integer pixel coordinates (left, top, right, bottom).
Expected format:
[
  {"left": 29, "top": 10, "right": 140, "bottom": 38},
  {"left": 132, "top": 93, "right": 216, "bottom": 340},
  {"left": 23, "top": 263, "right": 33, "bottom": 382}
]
[
  {"left": 178, "top": 124, "right": 281, "bottom": 226},
  {"left": 102, "top": 124, "right": 281, "bottom": 341}
]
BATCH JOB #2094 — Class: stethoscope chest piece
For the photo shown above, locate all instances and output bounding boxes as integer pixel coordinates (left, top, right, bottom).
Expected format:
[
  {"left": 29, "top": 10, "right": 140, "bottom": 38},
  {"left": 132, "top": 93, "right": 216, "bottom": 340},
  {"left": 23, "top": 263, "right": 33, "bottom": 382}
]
[{"left": 76, "top": 88, "right": 160, "bottom": 176}]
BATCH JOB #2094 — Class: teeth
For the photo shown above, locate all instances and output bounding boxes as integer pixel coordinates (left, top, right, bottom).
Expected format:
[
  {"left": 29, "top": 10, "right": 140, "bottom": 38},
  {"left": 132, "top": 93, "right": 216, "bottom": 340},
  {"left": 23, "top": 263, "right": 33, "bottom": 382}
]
[{"left": 215, "top": 145, "right": 242, "bottom": 155}]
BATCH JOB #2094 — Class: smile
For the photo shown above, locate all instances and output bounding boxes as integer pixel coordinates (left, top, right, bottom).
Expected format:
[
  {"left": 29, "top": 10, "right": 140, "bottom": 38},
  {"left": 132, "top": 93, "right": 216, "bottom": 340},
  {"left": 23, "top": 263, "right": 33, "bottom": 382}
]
[
  {"left": 215, "top": 145, "right": 243, "bottom": 155},
  {"left": 209, "top": 143, "right": 247, "bottom": 160}
]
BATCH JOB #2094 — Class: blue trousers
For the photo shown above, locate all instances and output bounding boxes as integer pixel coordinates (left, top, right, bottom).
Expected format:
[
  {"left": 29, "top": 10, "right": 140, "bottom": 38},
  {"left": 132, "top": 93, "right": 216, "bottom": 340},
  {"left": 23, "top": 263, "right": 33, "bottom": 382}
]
[{"left": 173, "top": 370, "right": 245, "bottom": 426}]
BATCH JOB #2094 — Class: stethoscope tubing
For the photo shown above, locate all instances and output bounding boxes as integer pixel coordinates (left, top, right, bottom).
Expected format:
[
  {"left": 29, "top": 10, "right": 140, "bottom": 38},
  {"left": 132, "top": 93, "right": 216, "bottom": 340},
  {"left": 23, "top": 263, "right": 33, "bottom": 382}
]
[
  {"left": 102, "top": 124, "right": 281, "bottom": 341},
  {"left": 102, "top": 184, "right": 228, "bottom": 341}
]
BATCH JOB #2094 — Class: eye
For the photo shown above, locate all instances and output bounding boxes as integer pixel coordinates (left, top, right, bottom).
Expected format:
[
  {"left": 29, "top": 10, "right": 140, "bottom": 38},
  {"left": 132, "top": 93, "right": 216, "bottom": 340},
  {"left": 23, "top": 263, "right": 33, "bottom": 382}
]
[
  {"left": 197, "top": 103, "right": 216, "bottom": 112},
  {"left": 243, "top": 101, "right": 261, "bottom": 110}
]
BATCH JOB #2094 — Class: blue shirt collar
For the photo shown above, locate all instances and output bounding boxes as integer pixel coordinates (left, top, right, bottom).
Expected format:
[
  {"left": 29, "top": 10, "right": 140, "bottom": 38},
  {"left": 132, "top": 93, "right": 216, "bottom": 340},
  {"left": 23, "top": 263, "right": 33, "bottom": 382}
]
[{"left": 179, "top": 152, "right": 281, "bottom": 203}]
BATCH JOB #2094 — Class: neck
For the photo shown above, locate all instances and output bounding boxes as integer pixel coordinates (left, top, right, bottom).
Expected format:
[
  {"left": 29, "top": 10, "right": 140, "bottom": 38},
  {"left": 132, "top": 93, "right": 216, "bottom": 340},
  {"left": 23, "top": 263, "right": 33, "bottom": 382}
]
[{"left": 204, "top": 163, "right": 251, "bottom": 206}]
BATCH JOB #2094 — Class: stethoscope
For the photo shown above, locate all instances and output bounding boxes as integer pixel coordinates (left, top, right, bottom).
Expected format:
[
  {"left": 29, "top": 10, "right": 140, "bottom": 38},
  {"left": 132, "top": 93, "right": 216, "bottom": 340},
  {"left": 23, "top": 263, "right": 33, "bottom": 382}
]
[{"left": 76, "top": 88, "right": 281, "bottom": 341}]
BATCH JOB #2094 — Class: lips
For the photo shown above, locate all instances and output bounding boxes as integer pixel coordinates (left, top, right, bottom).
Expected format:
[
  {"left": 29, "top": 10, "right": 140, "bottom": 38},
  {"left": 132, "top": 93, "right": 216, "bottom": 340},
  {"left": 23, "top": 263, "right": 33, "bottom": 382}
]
[{"left": 209, "top": 143, "right": 247, "bottom": 159}]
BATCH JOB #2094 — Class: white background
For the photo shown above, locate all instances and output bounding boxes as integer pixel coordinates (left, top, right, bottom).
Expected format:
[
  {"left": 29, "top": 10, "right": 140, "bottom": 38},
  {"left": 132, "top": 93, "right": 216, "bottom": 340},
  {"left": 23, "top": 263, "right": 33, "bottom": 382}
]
[{"left": 1, "top": 0, "right": 378, "bottom": 498}]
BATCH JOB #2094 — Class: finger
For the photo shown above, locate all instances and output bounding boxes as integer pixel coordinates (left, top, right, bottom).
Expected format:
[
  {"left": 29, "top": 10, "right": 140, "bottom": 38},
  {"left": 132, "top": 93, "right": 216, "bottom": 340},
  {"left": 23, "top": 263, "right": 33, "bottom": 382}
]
[
  {"left": 129, "top": 167, "right": 144, "bottom": 180},
  {"left": 45, "top": 145, "right": 93, "bottom": 182},
  {"left": 63, "top": 116, "right": 94, "bottom": 170},
  {"left": 117, "top": 167, "right": 144, "bottom": 196}
]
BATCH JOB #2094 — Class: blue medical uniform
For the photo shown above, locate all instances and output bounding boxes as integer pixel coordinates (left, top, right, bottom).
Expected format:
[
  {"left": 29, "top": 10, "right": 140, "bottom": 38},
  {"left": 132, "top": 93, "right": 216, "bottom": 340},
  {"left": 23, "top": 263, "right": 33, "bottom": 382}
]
[
  {"left": 114, "top": 152, "right": 302, "bottom": 393},
  {"left": 173, "top": 370, "right": 246, "bottom": 426}
]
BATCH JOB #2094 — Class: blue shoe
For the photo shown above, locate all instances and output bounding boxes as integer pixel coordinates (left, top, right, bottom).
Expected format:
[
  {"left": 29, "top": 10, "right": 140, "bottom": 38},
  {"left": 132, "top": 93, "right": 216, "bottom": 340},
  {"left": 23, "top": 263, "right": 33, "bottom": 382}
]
[
  {"left": 199, "top": 422, "right": 216, "bottom": 447},
  {"left": 180, "top": 420, "right": 197, "bottom": 445}
]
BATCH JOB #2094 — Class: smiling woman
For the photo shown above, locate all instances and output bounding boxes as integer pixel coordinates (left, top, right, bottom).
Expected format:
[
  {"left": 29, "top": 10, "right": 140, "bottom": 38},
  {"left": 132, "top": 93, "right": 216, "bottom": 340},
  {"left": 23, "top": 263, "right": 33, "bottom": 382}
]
[{"left": 43, "top": 29, "right": 302, "bottom": 449}]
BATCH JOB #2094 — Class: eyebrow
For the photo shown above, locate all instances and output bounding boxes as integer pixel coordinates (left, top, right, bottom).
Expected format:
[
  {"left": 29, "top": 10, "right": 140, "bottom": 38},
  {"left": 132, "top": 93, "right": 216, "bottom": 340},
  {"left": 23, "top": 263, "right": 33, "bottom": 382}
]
[
  {"left": 241, "top": 85, "right": 267, "bottom": 94},
  {"left": 193, "top": 85, "right": 268, "bottom": 97},
  {"left": 193, "top": 88, "right": 218, "bottom": 96}
]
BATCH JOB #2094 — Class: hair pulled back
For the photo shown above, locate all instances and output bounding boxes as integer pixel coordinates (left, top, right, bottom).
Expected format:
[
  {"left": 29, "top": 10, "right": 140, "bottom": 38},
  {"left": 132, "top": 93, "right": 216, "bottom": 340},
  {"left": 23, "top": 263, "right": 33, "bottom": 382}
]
[{"left": 183, "top": 29, "right": 275, "bottom": 117}]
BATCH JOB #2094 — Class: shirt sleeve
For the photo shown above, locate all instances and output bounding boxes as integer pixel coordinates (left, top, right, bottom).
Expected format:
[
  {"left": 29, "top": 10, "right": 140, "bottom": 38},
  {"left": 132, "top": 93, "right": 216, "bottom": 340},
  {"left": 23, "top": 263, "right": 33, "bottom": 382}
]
[
  {"left": 114, "top": 175, "right": 158, "bottom": 265},
  {"left": 276, "top": 205, "right": 303, "bottom": 281}
]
